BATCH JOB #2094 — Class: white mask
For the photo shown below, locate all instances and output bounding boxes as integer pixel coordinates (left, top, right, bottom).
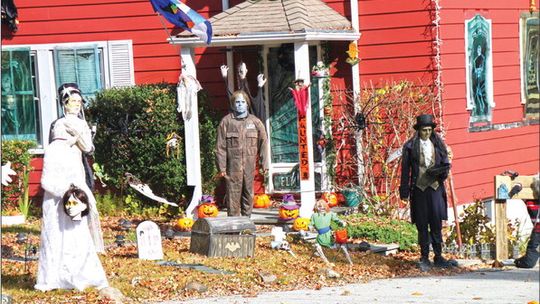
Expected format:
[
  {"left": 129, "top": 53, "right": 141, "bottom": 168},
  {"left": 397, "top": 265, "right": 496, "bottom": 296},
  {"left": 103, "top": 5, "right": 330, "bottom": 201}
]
[
  {"left": 64, "top": 194, "right": 87, "bottom": 220},
  {"left": 234, "top": 96, "right": 248, "bottom": 118}
]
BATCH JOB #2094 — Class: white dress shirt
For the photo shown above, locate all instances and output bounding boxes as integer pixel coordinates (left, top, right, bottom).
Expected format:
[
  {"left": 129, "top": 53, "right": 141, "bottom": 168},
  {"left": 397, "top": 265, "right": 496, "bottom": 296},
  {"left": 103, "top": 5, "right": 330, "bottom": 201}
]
[{"left": 420, "top": 138, "right": 433, "bottom": 168}]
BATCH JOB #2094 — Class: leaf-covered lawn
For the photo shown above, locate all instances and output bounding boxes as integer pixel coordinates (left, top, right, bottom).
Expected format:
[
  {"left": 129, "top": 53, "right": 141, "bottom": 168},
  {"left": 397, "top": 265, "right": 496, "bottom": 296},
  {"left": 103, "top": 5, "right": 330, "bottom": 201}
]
[{"left": 1, "top": 216, "right": 470, "bottom": 303}]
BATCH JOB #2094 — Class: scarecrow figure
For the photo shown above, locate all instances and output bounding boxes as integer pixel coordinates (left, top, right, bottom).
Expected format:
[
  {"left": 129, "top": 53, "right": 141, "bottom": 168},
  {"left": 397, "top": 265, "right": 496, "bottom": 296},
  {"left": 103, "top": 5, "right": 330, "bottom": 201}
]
[
  {"left": 310, "top": 200, "right": 353, "bottom": 265},
  {"left": 216, "top": 90, "right": 268, "bottom": 217}
]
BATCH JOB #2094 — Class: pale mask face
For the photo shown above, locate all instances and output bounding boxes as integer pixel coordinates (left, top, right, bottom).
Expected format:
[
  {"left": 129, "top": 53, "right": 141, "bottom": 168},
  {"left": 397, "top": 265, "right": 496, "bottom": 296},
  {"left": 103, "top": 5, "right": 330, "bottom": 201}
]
[
  {"left": 234, "top": 96, "right": 248, "bottom": 118},
  {"left": 419, "top": 126, "right": 433, "bottom": 140},
  {"left": 65, "top": 194, "right": 87, "bottom": 220},
  {"left": 64, "top": 95, "right": 82, "bottom": 115}
]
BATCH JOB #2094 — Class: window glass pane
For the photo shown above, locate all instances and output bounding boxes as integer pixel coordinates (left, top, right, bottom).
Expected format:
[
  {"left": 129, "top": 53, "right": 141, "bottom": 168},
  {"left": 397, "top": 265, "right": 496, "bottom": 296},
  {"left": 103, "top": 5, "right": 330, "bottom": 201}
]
[
  {"left": 1, "top": 48, "right": 39, "bottom": 141},
  {"left": 54, "top": 46, "right": 103, "bottom": 102},
  {"left": 267, "top": 44, "right": 322, "bottom": 164},
  {"left": 268, "top": 44, "right": 298, "bottom": 163},
  {"left": 522, "top": 15, "right": 539, "bottom": 119}
]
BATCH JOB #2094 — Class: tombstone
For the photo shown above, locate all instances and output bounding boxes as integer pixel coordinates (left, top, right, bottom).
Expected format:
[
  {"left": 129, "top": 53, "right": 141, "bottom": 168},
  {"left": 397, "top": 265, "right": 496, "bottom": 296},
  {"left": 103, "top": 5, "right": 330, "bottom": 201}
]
[{"left": 136, "top": 221, "right": 163, "bottom": 260}]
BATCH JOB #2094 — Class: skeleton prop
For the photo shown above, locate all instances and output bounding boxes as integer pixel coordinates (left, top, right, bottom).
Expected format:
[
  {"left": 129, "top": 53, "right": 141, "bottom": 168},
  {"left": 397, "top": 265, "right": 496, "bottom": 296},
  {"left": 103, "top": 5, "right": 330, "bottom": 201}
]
[{"left": 310, "top": 200, "right": 353, "bottom": 265}]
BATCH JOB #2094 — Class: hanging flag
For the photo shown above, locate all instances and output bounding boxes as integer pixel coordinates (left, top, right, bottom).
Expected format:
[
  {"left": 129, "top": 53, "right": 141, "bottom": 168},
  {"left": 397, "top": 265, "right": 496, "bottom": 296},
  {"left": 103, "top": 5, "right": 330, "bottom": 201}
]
[{"left": 149, "top": 0, "right": 213, "bottom": 44}]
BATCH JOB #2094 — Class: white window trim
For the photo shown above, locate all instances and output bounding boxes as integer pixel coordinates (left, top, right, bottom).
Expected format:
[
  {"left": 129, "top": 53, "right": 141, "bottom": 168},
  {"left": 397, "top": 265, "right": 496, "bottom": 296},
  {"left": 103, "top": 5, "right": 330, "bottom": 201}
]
[{"left": 2, "top": 40, "right": 133, "bottom": 154}]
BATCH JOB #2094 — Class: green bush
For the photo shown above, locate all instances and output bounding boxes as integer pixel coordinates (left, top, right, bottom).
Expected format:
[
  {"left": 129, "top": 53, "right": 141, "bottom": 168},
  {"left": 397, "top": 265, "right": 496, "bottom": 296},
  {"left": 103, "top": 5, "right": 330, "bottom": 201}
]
[
  {"left": 1, "top": 140, "right": 37, "bottom": 216},
  {"left": 341, "top": 214, "right": 418, "bottom": 251},
  {"left": 87, "top": 84, "right": 219, "bottom": 209}
]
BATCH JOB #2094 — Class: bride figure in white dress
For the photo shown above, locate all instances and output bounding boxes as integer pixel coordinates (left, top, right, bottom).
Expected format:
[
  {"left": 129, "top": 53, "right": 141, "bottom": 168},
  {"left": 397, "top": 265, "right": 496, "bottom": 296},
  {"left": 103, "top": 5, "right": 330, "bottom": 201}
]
[{"left": 35, "top": 83, "right": 108, "bottom": 291}]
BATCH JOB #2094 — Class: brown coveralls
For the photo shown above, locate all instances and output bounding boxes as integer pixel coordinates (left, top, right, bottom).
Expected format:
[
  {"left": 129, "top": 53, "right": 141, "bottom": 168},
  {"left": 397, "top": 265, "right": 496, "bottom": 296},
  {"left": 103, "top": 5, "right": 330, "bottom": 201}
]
[{"left": 216, "top": 113, "right": 268, "bottom": 216}]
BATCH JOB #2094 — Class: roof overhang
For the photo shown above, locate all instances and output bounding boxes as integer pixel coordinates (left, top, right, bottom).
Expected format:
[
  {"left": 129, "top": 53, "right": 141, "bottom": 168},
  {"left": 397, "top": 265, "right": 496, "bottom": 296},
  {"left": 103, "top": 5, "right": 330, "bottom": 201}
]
[{"left": 169, "top": 30, "right": 360, "bottom": 47}]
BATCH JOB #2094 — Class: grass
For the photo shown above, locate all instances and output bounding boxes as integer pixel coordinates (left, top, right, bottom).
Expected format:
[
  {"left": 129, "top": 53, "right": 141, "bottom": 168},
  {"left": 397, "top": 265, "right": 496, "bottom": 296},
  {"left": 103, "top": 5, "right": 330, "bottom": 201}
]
[{"left": 1, "top": 216, "right": 469, "bottom": 303}]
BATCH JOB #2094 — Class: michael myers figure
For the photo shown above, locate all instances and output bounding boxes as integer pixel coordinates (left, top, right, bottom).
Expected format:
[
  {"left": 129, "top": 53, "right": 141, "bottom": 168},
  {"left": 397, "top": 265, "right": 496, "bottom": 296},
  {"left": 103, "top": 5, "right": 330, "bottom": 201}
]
[
  {"left": 400, "top": 114, "right": 453, "bottom": 270},
  {"left": 216, "top": 90, "right": 268, "bottom": 217}
]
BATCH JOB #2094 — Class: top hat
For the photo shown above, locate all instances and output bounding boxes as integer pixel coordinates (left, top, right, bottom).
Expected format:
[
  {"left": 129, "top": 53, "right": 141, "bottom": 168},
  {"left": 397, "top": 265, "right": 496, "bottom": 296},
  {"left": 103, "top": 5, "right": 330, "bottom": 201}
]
[
  {"left": 57, "top": 83, "right": 84, "bottom": 104},
  {"left": 413, "top": 114, "right": 437, "bottom": 130}
]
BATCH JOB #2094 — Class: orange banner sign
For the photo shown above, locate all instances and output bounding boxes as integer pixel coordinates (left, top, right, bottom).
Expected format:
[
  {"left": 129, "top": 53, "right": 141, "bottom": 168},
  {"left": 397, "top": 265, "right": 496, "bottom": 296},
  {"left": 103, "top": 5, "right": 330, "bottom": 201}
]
[{"left": 298, "top": 115, "right": 309, "bottom": 180}]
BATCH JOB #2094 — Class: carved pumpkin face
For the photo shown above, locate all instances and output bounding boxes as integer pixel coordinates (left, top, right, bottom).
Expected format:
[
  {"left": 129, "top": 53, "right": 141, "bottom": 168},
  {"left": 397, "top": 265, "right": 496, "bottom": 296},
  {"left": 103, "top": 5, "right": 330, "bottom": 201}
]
[
  {"left": 176, "top": 217, "right": 194, "bottom": 231},
  {"left": 322, "top": 192, "right": 339, "bottom": 208},
  {"left": 253, "top": 194, "right": 271, "bottom": 208},
  {"left": 279, "top": 205, "right": 299, "bottom": 221},
  {"left": 293, "top": 217, "right": 310, "bottom": 231},
  {"left": 198, "top": 202, "right": 219, "bottom": 218}
]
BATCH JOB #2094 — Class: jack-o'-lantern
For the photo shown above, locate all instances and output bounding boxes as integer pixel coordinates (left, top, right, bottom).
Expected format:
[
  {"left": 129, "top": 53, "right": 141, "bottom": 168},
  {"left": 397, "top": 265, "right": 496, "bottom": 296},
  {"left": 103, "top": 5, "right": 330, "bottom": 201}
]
[
  {"left": 293, "top": 217, "right": 310, "bottom": 231},
  {"left": 176, "top": 216, "right": 194, "bottom": 231},
  {"left": 279, "top": 194, "right": 299, "bottom": 221},
  {"left": 322, "top": 192, "right": 339, "bottom": 208},
  {"left": 253, "top": 194, "right": 271, "bottom": 209},
  {"left": 197, "top": 202, "right": 219, "bottom": 218},
  {"left": 279, "top": 206, "right": 299, "bottom": 221}
]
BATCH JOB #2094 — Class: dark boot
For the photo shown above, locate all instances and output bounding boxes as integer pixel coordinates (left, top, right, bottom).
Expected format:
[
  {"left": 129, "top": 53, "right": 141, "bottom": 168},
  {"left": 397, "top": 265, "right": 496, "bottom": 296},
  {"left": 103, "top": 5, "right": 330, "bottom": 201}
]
[
  {"left": 418, "top": 256, "right": 431, "bottom": 272},
  {"left": 432, "top": 243, "right": 457, "bottom": 268}
]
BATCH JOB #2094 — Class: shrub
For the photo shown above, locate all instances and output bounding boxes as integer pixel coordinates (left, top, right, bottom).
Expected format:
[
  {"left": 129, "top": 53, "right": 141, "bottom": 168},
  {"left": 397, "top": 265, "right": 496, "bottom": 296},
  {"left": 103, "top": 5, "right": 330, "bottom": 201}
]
[
  {"left": 1, "top": 140, "right": 37, "bottom": 216},
  {"left": 445, "top": 199, "right": 495, "bottom": 246},
  {"left": 340, "top": 213, "right": 418, "bottom": 251},
  {"left": 87, "top": 84, "right": 219, "bottom": 208}
]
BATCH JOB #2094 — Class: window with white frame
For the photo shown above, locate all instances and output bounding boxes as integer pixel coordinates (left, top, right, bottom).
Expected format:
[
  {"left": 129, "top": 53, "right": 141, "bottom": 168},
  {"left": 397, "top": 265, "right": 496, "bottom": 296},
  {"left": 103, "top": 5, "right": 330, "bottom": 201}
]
[{"left": 1, "top": 40, "right": 134, "bottom": 148}]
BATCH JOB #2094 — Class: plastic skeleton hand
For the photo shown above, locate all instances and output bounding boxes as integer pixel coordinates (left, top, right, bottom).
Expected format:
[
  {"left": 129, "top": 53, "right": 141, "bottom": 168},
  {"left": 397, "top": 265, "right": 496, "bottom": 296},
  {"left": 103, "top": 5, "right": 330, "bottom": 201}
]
[
  {"left": 220, "top": 65, "right": 229, "bottom": 78},
  {"left": 257, "top": 74, "right": 266, "bottom": 87},
  {"left": 1, "top": 161, "right": 17, "bottom": 186},
  {"left": 238, "top": 62, "right": 247, "bottom": 79}
]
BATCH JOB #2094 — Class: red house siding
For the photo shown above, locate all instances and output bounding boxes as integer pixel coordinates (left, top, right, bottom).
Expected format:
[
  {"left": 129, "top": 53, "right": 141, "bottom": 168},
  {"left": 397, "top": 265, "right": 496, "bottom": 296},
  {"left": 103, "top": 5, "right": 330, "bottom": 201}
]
[
  {"left": 357, "top": 0, "right": 437, "bottom": 84},
  {"left": 439, "top": 0, "right": 540, "bottom": 203},
  {"left": 1, "top": 0, "right": 224, "bottom": 84}
]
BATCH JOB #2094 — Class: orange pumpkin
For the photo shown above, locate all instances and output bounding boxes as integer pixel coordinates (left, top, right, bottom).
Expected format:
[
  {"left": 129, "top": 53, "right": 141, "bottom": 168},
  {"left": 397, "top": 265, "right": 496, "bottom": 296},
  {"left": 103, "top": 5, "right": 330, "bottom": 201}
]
[
  {"left": 279, "top": 205, "right": 299, "bottom": 221},
  {"left": 293, "top": 217, "right": 310, "bottom": 231},
  {"left": 176, "top": 216, "right": 194, "bottom": 231},
  {"left": 197, "top": 202, "right": 219, "bottom": 218},
  {"left": 334, "top": 228, "right": 348, "bottom": 244},
  {"left": 322, "top": 192, "right": 339, "bottom": 208},
  {"left": 253, "top": 194, "right": 271, "bottom": 209}
]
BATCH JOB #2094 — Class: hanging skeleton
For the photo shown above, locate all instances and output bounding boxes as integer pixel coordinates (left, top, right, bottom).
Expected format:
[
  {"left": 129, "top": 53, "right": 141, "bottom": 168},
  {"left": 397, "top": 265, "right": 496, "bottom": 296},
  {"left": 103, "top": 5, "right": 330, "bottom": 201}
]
[{"left": 165, "top": 132, "right": 181, "bottom": 158}]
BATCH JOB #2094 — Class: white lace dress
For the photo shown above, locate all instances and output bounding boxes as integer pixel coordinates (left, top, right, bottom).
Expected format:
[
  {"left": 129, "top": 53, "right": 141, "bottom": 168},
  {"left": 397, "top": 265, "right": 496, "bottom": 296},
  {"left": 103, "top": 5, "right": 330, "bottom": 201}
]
[{"left": 35, "top": 115, "right": 108, "bottom": 291}]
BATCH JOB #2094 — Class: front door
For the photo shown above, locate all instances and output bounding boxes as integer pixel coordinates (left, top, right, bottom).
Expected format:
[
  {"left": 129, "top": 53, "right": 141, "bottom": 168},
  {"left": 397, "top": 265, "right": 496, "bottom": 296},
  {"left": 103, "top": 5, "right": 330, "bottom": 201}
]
[{"left": 264, "top": 43, "right": 324, "bottom": 193}]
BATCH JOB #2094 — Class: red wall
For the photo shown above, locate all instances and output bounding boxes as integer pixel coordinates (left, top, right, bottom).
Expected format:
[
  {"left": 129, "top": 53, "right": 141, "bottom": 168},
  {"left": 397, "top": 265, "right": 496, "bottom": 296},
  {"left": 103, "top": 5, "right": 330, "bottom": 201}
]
[
  {"left": 439, "top": 0, "right": 539, "bottom": 203},
  {"left": 0, "top": 0, "right": 225, "bottom": 84},
  {"left": 357, "top": 0, "right": 437, "bottom": 84},
  {"left": 356, "top": 0, "right": 539, "bottom": 204}
]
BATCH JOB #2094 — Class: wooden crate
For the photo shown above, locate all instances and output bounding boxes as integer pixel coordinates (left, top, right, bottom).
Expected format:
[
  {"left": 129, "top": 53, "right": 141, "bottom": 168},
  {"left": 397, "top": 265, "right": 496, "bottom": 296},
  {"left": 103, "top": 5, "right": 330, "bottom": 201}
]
[{"left": 189, "top": 216, "right": 256, "bottom": 258}]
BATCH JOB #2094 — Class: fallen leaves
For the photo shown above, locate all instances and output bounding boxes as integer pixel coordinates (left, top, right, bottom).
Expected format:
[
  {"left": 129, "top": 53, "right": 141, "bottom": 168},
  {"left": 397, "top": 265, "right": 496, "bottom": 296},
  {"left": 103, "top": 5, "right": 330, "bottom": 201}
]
[{"left": 1, "top": 216, "right": 471, "bottom": 303}]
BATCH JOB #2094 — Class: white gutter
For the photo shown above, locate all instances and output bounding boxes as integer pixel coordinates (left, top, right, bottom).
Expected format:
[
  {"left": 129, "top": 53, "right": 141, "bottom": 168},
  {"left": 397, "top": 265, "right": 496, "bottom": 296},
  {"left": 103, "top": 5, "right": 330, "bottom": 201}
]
[{"left": 170, "top": 31, "right": 360, "bottom": 47}]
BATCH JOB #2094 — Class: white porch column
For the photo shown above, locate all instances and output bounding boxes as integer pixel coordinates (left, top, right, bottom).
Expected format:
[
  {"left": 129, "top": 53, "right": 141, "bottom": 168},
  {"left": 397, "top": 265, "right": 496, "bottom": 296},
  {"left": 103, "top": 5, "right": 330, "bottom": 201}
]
[
  {"left": 294, "top": 42, "right": 316, "bottom": 218},
  {"left": 180, "top": 47, "right": 203, "bottom": 217},
  {"left": 351, "top": 0, "right": 364, "bottom": 186}
]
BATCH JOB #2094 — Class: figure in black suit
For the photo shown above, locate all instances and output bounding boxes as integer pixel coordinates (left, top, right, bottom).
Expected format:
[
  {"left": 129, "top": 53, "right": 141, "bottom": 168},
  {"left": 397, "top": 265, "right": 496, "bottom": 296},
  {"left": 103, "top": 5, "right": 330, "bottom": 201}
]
[{"left": 400, "top": 114, "right": 454, "bottom": 270}]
